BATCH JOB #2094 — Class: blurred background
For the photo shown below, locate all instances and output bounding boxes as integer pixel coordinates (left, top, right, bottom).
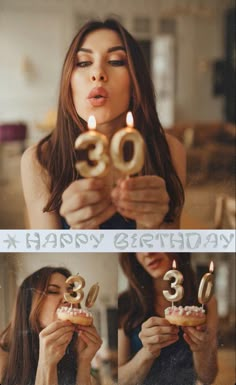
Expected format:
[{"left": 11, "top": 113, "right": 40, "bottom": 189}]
[
  {"left": 0, "top": 0, "right": 235, "bottom": 229},
  {"left": 118, "top": 252, "right": 236, "bottom": 385},
  {"left": 0, "top": 252, "right": 119, "bottom": 385}
]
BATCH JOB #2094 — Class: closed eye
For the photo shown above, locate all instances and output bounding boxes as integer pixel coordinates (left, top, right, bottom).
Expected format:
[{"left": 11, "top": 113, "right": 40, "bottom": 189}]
[
  {"left": 76, "top": 61, "right": 92, "bottom": 68},
  {"left": 108, "top": 59, "right": 126, "bottom": 67}
]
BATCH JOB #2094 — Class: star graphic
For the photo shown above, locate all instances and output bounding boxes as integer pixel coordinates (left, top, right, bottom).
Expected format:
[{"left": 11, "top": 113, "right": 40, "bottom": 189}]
[{"left": 3, "top": 234, "right": 20, "bottom": 249}]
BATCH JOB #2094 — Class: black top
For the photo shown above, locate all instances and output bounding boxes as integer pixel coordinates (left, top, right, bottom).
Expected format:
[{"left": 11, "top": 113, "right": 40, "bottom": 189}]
[
  {"left": 129, "top": 324, "right": 197, "bottom": 385},
  {"left": 61, "top": 212, "right": 136, "bottom": 229}
]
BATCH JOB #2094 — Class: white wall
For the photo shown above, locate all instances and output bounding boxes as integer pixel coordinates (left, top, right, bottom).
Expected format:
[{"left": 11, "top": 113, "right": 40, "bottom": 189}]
[{"left": 0, "top": 0, "right": 234, "bottom": 139}]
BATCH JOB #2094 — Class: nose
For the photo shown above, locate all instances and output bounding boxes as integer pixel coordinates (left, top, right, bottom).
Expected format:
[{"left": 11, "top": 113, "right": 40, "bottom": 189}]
[{"left": 90, "top": 67, "right": 107, "bottom": 82}]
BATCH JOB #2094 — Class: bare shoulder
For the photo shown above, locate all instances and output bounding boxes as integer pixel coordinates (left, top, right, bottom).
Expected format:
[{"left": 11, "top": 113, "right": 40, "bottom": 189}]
[
  {"left": 118, "top": 328, "right": 131, "bottom": 366},
  {"left": 0, "top": 347, "right": 8, "bottom": 382},
  {"left": 165, "top": 132, "right": 186, "bottom": 159},
  {"left": 21, "top": 144, "right": 47, "bottom": 178},
  {"left": 21, "top": 143, "right": 50, "bottom": 189},
  {"left": 165, "top": 133, "right": 186, "bottom": 187}
]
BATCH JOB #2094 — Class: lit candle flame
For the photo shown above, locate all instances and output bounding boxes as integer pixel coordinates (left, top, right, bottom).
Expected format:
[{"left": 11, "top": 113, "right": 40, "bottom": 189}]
[
  {"left": 172, "top": 260, "right": 177, "bottom": 269},
  {"left": 126, "top": 111, "right": 134, "bottom": 127},
  {"left": 209, "top": 261, "right": 214, "bottom": 273},
  {"left": 88, "top": 115, "right": 96, "bottom": 130}
]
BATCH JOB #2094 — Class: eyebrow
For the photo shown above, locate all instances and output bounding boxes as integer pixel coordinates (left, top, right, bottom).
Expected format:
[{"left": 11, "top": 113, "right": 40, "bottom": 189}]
[
  {"left": 48, "top": 284, "right": 61, "bottom": 289},
  {"left": 78, "top": 45, "right": 126, "bottom": 54}
]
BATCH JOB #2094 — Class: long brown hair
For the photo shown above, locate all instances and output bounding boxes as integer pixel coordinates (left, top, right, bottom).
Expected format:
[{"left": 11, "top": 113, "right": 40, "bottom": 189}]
[
  {"left": 119, "top": 253, "right": 198, "bottom": 335},
  {"left": 0, "top": 266, "right": 77, "bottom": 385},
  {"left": 36, "top": 18, "right": 184, "bottom": 221}
]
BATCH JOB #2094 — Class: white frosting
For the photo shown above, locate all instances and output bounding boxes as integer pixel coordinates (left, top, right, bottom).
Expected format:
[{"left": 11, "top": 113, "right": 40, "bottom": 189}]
[
  {"left": 57, "top": 306, "right": 92, "bottom": 318},
  {"left": 165, "top": 305, "right": 205, "bottom": 317}
]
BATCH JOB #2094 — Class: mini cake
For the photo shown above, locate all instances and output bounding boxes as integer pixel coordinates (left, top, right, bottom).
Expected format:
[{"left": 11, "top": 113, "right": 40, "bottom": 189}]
[
  {"left": 165, "top": 305, "right": 206, "bottom": 326},
  {"left": 57, "top": 306, "right": 93, "bottom": 326}
]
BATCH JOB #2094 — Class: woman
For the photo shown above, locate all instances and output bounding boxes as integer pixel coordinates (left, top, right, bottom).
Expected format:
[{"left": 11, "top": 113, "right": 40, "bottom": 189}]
[
  {"left": 21, "top": 18, "right": 185, "bottom": 229},
  {"left": 0, "top": 266, "right": 102, "bottom": 385},
  {"left": 118, "top": 253, "right": 218, "bottom": 385}
]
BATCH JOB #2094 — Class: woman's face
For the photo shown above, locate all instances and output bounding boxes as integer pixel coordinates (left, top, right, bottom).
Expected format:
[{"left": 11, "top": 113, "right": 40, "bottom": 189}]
[
  {"left": 136, "top": 253, "right": 172, "bottom": 279},
  {"left": 38, "top": 273, "right": 68, "bottom": 328},
  {"left": 71, "top": 28, "right": 131, "bottom": 133}
]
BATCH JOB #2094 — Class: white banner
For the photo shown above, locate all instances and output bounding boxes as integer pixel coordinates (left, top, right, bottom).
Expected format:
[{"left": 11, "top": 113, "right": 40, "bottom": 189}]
[{"left": 0, "top": 230, "right": 235, "bottom": 253}]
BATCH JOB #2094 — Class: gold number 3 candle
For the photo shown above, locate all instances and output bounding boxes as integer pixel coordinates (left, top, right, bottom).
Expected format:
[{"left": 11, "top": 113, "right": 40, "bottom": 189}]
[
  {"left": 163, "top": 260, "right": 184, "bottom": 304},
  {"left": 64, "top": 275, "right": 85, "bottom": 304},
  {"left": 75, "top": 115, "right": 110, "bottom": 177},
  {"left": 110, "top": 112, "right": 145, "bottom": 176},
  {"left": 198, "top": 261, "right": 214, "bottom": 305}
]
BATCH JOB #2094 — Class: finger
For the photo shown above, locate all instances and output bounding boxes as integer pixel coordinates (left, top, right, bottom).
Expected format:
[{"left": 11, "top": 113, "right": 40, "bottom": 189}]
[
  {"left": 140, "top": 325, "right": 179, "bottom": 337},
  {"left": 116, "top": 207, "right": 166, "bottom": 227},
  {"left": 183, "top": 328, "right": 205, "bottom": 344},
  {"left": 183, "top": 332, "right": 195, "bottom": 348},
  {"left": 78, "top": 330, "right": 102, "bottom": 345},
  {"left": 55, "top": 330, "right": 74, "bottom": 346},
  {"left": 78, "top": 330, "right": 102, "bottom": 347},
  {"left": 62, "top": 178, "right": 105, "bottom": 200},
  {"left": 40, "top": 320, "right": 73, "bottom": 336},
  {"left": 72, "top": 204, "right": 116, "bottom": 229},
  {"left": 116, "top": 200, "right": 168, "bottom": 214},
  {"left": 43, "top": 326, "right": 75, "bottom": 342},
  {"left": 142, "top": 333, "right": 179, "bottom": 345},
  {"left": 112, "top": 188, "right": 169, "bottom": 204},
  {"left": 76, "top": 325, "right": 99, "bottom": 337},
  {"left": 64, "top": 198, "right": 113, "bottom": 226},
  {"left": 196, "top": 324, "right": 207, "bottom": 332},
  {"left": 143, "top": 317, "right": 174, "bottom": 328},
  {"left": 76, "top": 325, "right": 100, "bottom": 338},
  {"left": 118, "top": 176, "right": 166, "bottom": 190},
  {"left": 60, "top": 188, "right": 109, "bottom": 217}
]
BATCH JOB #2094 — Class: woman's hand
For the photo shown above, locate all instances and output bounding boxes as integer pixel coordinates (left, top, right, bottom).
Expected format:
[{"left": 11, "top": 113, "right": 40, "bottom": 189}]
[
  {"left": 139, "top": 316, "right": 179, "bottom": 359},
  {"left": 182, "top": 324, "right": 210, "bottom": 352},
  {"left": 111, "top": 176, "right": 170, "bottom": 229},
  {"left": 76, "top": 324, "right": 102, "bottom": 364},
  {"left": 60, "top": 178, "right": 116, "bottom": 229},
  {"left": 38, "top": 320, "right": 75, "bottom": 368}
]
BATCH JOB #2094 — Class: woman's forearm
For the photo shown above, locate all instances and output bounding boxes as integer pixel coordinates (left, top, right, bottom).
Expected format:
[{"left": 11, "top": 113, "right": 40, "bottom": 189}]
[
  {"left": 35, "top": 363, "right": 58, "bottom": 385},
  {"left": 193, "top": 345, "right": 218, "bottom": 384},
  {"left": 76, "top": 360, "right": 92, "bottom": 385},
  {"left": 118, "top": 347, "right": 155, "bottom": 385}
]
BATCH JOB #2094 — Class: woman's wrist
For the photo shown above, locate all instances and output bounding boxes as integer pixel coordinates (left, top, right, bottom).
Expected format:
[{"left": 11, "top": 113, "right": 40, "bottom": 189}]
[
  {"left": 141, "top": 346, "right": 160, "bottom": 362},
  {"left": 76, "top": 361, "right": 92, "bottom": 385},
  {"left": 35, "top": 362, "right": 58, "bottom": 385}
]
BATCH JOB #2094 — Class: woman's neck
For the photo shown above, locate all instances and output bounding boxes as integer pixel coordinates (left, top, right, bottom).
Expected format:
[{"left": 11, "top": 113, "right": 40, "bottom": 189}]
[{"left": 152, "top": 278, "right": 171, "bottom": 316}]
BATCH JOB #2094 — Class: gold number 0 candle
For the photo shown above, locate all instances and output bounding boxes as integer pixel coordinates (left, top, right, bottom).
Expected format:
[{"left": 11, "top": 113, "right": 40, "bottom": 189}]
[
  {"left": 75, "top": 116, "right": 109, "bottom": 177},
  {"left": 110, "top": 112, "right": 145, "bottom": 176},
  {"left": 163, "top": 260, "right": 184, "bottom": 305},
  {"left": 85, "top": 283, "right": 100, "bottom": 308},
  {"left": 198, "top": 261, "right": 214, "bottom": 305}
]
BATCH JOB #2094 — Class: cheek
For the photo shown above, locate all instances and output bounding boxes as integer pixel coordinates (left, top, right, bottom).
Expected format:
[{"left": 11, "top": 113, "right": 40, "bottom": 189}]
[
  {"left": 71, "top": 73, "right": 85, "bottom": 101},
  {"left": 39, "top": 300, "right": 58, "bottom": 324},
  {"left": 136, "top": 254, "right": 145, "bottom": 267}
]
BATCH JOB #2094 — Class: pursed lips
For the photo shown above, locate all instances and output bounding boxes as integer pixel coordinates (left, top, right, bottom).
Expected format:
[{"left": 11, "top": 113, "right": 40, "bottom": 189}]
[
  {"left": 147, "top": 257, "right": 163, "bottom": 269},
  {"left": 87, "top": 86, "right": 109, "bottom": 99}
]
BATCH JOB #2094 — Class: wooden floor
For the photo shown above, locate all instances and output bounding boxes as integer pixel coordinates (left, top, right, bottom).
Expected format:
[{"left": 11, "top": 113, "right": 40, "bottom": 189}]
[{"left": 213, "top": 348, "right": 235, "bottom": 385}]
